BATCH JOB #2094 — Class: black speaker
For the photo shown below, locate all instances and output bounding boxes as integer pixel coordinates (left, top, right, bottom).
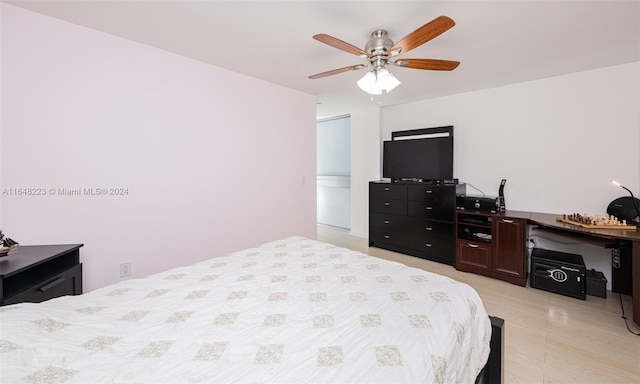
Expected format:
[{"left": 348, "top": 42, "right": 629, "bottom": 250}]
[{"left": 607, "top": 196, "right": 640, "bottom": 223}]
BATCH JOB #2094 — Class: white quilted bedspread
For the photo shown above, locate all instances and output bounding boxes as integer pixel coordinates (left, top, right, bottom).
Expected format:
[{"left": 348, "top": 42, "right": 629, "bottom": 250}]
[{"left": 0, "top": 237, "right": 490, "bottom": 384}]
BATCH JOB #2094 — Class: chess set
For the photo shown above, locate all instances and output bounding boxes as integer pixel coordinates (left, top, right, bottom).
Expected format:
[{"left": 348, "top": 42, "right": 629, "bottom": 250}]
[{"left": 556, "top": 213, "right": 637, "bottom": 229}]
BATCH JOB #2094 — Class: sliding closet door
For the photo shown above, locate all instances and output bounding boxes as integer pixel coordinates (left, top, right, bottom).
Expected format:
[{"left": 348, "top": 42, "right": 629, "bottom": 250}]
[{"left": 317, "top": 116, "right": 350, "bottom": 229}]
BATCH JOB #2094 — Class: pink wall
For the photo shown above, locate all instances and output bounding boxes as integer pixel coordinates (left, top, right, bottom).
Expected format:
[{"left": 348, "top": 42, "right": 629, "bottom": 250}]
[{"left": 1, "top": 4, "right": 317, "bottom": 291}]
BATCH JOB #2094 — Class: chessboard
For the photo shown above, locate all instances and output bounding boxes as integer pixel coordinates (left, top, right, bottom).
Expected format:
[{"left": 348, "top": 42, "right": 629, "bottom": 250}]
[{"left": 556, "top": 213, "right": 637, "bottom": 229}]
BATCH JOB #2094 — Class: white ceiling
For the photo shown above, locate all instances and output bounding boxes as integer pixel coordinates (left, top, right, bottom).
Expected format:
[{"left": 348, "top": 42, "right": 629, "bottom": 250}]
[{"left": 5, "top": 0, "right": 640, "bottom": 119}]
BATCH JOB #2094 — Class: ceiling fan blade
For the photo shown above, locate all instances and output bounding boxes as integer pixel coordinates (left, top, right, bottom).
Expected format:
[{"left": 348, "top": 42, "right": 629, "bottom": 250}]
[
  {"left": 393, "top": 58, "right": 460, "bottom": 71},
  {"left": 388, "top": 16, "right": 455, "bottom": 57},
  {"left": 313, "top": 34, "right": 370, "bottom": 58},
  {"left": 309, "top": 64, "right": 367, "bottom": 79}
]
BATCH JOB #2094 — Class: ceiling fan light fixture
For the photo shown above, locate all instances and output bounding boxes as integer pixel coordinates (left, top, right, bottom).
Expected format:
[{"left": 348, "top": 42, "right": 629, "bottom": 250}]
[
  {"left": 357, "top": 68, "right": 400, "bottom": 95},
  {"left": 357, "top": 71, "right": 382, "bottom": 95},
  {"left": 376, "top": 68, "right": 401, "bottom": 92}
]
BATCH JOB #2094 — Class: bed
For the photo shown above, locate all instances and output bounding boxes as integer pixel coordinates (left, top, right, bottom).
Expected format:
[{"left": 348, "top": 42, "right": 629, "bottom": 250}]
[{"left": 0, "top": 236, "right": 503, "bottom": 384}]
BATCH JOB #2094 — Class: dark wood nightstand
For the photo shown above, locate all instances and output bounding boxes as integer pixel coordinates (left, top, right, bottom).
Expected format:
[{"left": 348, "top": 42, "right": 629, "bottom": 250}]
[{"left": 0, "top": 244, "right": 83, "bottom": 306}]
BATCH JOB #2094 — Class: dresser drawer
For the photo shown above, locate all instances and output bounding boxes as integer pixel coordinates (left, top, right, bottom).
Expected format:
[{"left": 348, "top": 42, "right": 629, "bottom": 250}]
[
  {"left": 407, "top": 184, "right": 451, "bottom": 202},
  {"left": 404, "top": 221, "right": 454, "bottom": 254},
  {"left": 370, "top": 183, "right": 407, "bottom": 200},
  {"left": 456, "top": 240, "right": 492, "bottom": 272},
  {"left": 370, "top": 198, "right": 407, "bottom": 215},
  {"left": 3, "top": 264, "right": 82, "bottom": 305},
  {"left": 370, "top": 214, "right": 411, "bottom": 243},
  {"left": 408, "top": 200, "right": 454, "bottom": 221}
]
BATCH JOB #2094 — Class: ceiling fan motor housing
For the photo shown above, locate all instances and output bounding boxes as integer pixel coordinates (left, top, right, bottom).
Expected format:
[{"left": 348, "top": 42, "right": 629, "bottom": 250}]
[{"left": 365, "top": 30, "right": 394, "bottom": 70}]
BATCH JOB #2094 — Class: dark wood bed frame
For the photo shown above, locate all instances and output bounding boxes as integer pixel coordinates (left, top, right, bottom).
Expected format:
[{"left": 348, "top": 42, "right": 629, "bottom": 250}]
[{"left": 476, "top": 316, "right": 504, "bottom": 384}]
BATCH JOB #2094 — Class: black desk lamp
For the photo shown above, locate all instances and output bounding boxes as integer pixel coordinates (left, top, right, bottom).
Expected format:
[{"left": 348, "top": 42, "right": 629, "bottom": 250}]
[{"left": 608, "top": 180, "right": 640, "bottom": 224}]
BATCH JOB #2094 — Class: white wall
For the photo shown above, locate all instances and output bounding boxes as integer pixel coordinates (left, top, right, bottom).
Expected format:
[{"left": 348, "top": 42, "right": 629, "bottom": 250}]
[
  {"left": 349, "top": 106, "right": 381, "bottom": 239},
  {"left": 380, "top": 62, "right": 640, "bottom": 215},
  {"left": 1, "top": 4, "right": 317, "bottom": 291}
]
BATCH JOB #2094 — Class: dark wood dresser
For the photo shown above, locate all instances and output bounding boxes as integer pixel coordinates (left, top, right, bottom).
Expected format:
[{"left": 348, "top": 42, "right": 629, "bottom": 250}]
[
  {"left": 0, "top": 244, "right": 83, "bottom": 306},
  {"left": 369, "top": 181, "right": 465, "bottom": 265}
]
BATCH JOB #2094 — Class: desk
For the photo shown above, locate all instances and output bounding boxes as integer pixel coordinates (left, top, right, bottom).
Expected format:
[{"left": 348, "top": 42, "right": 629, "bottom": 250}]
[{"left": 527, "top": 212, "right": 640, "bottom": 326}]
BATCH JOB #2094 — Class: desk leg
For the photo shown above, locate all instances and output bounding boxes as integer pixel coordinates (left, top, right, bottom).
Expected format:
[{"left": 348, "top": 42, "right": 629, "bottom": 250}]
[{"left": 633, "top": 240, "right": 640, "bottom": 327}]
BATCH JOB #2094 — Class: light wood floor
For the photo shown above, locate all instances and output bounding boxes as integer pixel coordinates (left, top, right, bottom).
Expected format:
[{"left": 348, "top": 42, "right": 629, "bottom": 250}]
[{"left": 317, "top": 225, "right": 640, "bottom": 384}]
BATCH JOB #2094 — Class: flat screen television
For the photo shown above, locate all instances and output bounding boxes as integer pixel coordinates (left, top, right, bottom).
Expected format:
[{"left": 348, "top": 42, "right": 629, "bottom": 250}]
[{"left": 383, "top": 134, "right": 453, "bottom": 181}]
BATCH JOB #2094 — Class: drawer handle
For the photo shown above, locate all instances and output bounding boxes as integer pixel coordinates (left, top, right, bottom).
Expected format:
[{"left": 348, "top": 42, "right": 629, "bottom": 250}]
[
  {"left": 468, "top": 244, "right": 479, "bottom": 248},
  {"left": 425, "top": 190, "right": 433, "bottom": 194},
  {"left": 384, "top": 202, "right": 391, "bottom": 206},
  {"left": 384, "top": 235, "right": 391, "bottom": 239},
  {"left": 425, "top": 207, "right": 433, "bottom": 210},
  {"left": 425, "top": 227, "right": 433, "bottom": 231},
  {"left": 502, "top": 219, "right": 514, "bottom": 223},
  {"left": 425, "top": 243, "right": 432, "bottom": 247},
  {"left": 384, "top": 187, "right": 390, "bottom": 191},
  {"left": 39, "top": 277, "right": 66, "bottom": 292},
  {"left": 384, "top": 220, "right": 390, "bottom": 224}
]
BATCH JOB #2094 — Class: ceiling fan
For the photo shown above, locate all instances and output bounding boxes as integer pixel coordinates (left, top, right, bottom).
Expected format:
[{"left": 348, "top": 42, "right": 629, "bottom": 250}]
[{"left": 309, "top": 16, "right": 459, "bottom": 95}]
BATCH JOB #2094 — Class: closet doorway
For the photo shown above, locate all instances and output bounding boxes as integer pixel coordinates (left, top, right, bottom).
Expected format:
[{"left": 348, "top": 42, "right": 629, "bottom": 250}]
[{"left": 317, "top": 116, "right": 350, "bottom": 229}]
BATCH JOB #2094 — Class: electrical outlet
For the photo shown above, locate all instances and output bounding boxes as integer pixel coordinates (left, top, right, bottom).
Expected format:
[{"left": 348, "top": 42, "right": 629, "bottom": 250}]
[
  {"left": 612, "top": 248, "right": 621, "bottom": 269},
  {"left": 120, "top": 262, "right": 131, "bottom": 277}
]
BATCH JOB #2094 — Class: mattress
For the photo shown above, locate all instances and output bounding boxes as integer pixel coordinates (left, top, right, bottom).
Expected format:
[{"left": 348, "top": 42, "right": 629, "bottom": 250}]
[{"left": 0, "top": 236, "right": 491, "bottom": 383}]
